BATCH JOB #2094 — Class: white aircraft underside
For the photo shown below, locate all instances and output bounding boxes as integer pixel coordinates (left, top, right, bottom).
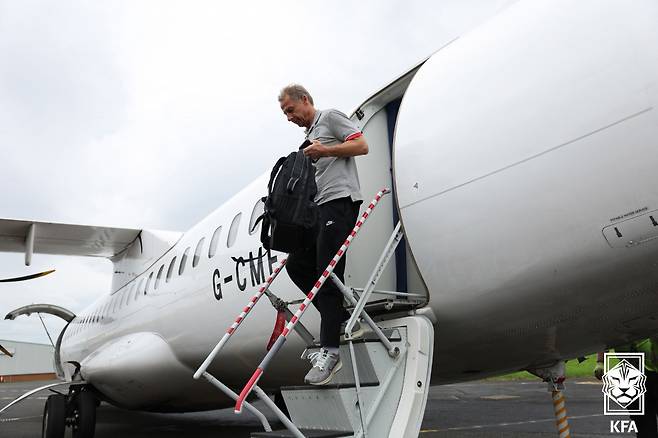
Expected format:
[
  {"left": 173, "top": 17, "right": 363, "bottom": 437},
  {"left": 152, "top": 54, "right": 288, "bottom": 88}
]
[{"left": 3, "top": 0, "right": 658, "bottom": 415}]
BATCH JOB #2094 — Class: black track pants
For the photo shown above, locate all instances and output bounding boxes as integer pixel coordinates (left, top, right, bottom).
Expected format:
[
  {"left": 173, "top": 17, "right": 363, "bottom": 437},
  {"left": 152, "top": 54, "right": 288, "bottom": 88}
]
[{"left": 286, "top": 197, "right": 360, "bottom": 348}]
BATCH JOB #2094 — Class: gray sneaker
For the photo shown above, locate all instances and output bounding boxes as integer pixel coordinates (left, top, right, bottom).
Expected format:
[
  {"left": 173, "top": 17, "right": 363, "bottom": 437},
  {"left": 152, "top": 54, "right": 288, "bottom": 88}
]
[{"left": 304, "top": 349, "right": 342, "bottom": 385}]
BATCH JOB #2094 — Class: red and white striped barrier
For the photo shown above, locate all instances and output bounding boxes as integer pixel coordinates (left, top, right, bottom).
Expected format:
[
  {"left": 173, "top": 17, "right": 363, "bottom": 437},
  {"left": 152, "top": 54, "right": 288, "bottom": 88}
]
[
  {"left": 235, "top": 188, "right": 390, "bottom": 413},
  {"left": 193, "top": 257, "right": 288, "bottom": 379}
]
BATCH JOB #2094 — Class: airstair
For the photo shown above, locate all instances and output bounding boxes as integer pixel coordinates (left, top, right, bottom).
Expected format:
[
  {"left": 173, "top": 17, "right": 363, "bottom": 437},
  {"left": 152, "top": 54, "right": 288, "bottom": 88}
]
[{"left": 193, "top": 189, "right": 434, "bottom": 438}]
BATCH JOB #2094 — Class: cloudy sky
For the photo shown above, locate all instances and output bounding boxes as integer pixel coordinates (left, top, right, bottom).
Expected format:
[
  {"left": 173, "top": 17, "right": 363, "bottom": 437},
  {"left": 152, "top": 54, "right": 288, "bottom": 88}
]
[{"left": 0, "top": 0, "right": 515, "bottom": 344}]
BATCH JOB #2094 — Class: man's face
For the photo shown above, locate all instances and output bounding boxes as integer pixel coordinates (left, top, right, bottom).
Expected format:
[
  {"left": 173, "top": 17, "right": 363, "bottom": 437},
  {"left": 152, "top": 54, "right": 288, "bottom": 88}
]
[{"left": 280, "top": 94, "right": 311, "bottom": 128}]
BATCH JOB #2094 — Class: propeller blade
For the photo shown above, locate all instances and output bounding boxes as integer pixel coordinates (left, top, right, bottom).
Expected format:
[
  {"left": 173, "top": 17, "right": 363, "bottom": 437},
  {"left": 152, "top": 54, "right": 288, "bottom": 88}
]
[
  {"left": 0, "top": 344, "right": 13, "bottom": 357},
  {"left": 0, "top": 269, "right": 56, "bottom": 283}
]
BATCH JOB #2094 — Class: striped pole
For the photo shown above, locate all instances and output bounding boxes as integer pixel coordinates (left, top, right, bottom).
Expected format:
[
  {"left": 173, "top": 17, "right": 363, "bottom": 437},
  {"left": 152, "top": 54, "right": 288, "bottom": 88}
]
[
  {"left": 193, "top": 257, "right": 288, "bottom": 379},
  {"left": 234, "top": 188, "right": 390, "bottom": 413},
  {"left": 552, "top": 390, "right": 570, "bottom": 438}
]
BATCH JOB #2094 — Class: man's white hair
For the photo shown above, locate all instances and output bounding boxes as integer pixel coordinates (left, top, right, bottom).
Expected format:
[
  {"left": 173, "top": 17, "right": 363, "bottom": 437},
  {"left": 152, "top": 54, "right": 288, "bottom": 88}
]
[{"left": 278, "top": 84, "right": 314, "bottom": 105}]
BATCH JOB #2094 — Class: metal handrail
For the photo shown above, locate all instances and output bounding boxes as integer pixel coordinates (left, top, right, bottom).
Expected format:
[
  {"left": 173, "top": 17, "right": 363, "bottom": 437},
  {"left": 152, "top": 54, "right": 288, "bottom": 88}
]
[
  {"left": 193, "top": 257, "right": 288, "bottom": 379},
  {"left": 353, "top": 289, "right": 426, "bottom": 299},
  {"left": 329, "top": 273, "right": 398, "bottom": 355},
  {"left": 234, "top": 188, "right": 391, "bottom": 414},
  {"left": 344, "top": 222, "right": 403, "bottom": 343},
  {"left": 201, "top": 372, "right": 272, "bottom": 432}
]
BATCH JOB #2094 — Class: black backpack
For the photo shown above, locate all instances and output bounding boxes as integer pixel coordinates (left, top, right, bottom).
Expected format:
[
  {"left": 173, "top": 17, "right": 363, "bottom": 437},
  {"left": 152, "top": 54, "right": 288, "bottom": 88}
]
[{"left": 255, "top": 140, "right": 318, "bottom": 253}]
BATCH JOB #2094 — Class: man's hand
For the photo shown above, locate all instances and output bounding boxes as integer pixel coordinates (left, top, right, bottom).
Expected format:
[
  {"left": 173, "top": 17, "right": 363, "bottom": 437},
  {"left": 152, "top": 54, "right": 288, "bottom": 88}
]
[
  {"left": 594, "top": 362, "right": 604, "bottom": 380},
  {"left": 303, "top": 140, "right": 328, "bottom": 160}
]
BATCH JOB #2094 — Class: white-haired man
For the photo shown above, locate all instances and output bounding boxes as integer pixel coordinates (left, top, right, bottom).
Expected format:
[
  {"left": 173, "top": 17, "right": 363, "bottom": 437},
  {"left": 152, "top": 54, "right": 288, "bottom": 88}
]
[{"left": 278, "top": 84, "right": 368, "bottom": 385}]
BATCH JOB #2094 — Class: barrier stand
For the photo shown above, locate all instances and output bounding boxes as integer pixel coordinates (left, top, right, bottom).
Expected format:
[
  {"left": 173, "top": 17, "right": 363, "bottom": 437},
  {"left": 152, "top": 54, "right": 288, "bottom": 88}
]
[{"left": 552, "top": 390, "right": 571, "bottom": 438}]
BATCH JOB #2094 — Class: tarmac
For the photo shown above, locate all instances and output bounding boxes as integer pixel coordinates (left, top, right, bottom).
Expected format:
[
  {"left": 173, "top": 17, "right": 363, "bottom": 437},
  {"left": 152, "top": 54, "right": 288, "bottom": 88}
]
[{"left": 0, "top": 378, "right": 634, "bottom": 437}]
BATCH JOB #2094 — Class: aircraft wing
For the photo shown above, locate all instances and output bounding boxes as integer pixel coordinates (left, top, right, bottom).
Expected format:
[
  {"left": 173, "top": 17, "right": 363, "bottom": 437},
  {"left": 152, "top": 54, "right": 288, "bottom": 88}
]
[{"left": 0, "top": 218, "right": 142, "bottom": 263}]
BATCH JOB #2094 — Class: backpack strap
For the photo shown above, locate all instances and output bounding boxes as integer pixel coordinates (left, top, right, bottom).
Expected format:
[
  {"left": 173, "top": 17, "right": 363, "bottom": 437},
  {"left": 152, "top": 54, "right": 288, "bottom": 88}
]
[
  {"left": 298, "top": 139, "right": 312, "bottom": 150},
  {"left": 259, "top": 215, "right": 272, "bottom": 250},
  {"left": 287, "top": 150, "right": 306, "bottom": 193},
  {"left": 250, "top": 197, "right": 268, "bottom": 234},
  {"left": 267, "top": 156, "right": 288, "bottom": 195}
]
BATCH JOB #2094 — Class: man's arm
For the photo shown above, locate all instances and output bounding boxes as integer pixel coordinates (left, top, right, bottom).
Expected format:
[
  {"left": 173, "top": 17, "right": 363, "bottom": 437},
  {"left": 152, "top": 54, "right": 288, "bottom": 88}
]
[{"left": 303, "top": 136, "right": 368, "bottom": 160}]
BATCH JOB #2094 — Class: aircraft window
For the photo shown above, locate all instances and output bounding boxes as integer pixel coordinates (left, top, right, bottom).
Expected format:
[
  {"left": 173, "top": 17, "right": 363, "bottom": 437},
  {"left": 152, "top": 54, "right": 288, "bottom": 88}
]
[
  {"left": 138, "top": 278, "right": 145, "bottom": 298},
  {"left": 193, "top": 238, "right": 205, "bottom": 268},
  {"left": 167, "top": 257, "right": 177, "bottom": 282},
  {"left": 155, "top": 264, "right": 165, "bottom": 290},
  {"left": 145, "top": 272, "right": 154, "bottom": 294},
  {"left": 208, "top": 226, "right": 222, "bottom": 258},
  {"left": 227, "top": 213, "right": 242, "bottom": 247},
  {"left": 179, "top": 247, "right": 190, "bottom": 275},
  {"left": 249, "top": 199, "right": 264, "bottom": 235}
]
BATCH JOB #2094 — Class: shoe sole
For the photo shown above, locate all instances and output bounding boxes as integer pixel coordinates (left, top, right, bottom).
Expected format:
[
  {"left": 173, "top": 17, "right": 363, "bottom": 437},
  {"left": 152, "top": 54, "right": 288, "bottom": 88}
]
[{"left": 307, "top": 360, "right": 343, "bottom": 386}]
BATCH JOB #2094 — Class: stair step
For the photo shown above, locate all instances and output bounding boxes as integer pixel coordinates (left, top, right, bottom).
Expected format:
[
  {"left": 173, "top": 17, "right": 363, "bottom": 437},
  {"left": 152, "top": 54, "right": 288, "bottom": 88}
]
[
  {"left": 251, "top": 429, "right": 352, "bottom": 438},
  {"left": 338, "top": 327, "right": 401, "bottom": 345},
  {"left": 286, "top": 343, "right": 380, "bottom": 390},
  {"left": 357, "top": 298, "right": 424, "bottom": 317}
]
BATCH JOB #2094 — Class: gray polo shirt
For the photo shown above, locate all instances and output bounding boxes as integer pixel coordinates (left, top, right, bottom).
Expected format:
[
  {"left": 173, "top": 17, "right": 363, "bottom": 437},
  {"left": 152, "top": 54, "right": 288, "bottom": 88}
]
[{"left": 305, "top": 109, "right": 363, "bottom": 205}]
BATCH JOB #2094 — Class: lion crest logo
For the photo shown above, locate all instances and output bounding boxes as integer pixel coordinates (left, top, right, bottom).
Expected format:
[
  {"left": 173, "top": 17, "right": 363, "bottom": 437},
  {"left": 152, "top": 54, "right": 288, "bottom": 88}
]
[{"left": 602, "top": 359, "right": 646, "bottom": 409}]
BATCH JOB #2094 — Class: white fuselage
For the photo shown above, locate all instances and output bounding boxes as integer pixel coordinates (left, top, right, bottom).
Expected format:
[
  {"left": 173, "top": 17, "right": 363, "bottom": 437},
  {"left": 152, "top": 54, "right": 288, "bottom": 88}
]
[{"left": 60, "top": 0, "right": 658, "bottom": 412}]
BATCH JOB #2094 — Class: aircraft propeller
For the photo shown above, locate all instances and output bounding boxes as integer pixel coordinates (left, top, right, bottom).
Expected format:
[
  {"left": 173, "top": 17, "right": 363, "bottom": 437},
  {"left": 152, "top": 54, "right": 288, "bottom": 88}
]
[{"left": 0, "top": 269, "right": 56, "bottom": 283}]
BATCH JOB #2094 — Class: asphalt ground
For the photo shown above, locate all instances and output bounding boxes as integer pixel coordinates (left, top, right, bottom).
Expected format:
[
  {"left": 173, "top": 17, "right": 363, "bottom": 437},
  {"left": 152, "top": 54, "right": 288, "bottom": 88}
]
[{"left": 0, "top": 379, "right": 635, "bottom": 437}]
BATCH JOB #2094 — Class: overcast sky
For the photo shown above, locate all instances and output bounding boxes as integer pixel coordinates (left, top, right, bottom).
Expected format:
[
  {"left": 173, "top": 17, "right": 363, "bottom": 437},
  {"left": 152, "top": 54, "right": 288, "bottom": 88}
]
[{"left": 0, "top": 0, "right": 516, "bottom": 344}]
